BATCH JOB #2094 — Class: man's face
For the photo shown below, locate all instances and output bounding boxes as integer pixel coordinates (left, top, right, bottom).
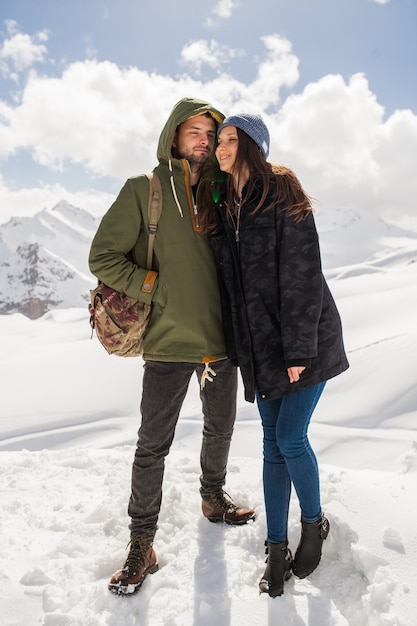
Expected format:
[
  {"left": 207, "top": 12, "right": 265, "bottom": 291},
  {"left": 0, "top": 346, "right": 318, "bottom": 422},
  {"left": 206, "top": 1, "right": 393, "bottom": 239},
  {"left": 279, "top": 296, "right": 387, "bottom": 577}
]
[{"left": 172, "top": 115, "right": 217, "bottom": 169}]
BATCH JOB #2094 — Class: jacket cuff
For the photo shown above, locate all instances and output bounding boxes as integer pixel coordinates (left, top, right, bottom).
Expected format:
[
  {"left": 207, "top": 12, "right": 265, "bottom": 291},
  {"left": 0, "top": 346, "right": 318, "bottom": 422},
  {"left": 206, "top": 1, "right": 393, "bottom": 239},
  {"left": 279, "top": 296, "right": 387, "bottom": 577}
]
[{"left": 285, "top": 358, "right": 312, "bottom": 369}]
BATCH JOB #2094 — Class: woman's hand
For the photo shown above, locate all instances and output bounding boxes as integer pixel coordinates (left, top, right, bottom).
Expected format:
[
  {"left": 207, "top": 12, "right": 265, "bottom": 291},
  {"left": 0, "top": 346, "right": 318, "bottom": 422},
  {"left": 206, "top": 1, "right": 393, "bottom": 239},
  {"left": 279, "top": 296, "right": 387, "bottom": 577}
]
[{"left": 287, "top": 366, "right": 306, "bottom": 383}]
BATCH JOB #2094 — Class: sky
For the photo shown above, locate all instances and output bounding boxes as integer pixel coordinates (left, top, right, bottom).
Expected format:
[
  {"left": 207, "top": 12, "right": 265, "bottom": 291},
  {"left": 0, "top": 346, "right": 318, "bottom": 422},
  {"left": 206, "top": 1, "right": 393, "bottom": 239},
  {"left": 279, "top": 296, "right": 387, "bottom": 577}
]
[
  {"left": 0, "top": 0, "right": 416, "bottom": 230},
  {"left": 1, "top": 219, "right": 417, "bottom": 625}
]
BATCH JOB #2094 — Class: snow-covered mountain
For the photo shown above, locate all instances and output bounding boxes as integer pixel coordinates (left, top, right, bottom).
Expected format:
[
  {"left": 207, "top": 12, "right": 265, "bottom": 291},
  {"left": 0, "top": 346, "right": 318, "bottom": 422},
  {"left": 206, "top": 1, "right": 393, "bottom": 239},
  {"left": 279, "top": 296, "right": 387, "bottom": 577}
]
[
  {"left": 315, "top": 205, "right": 417, "bottom": 272},
  {"left": 1, "top": 200, "right": 416, "bottom": 319},
  {"left": 0, "top": 201, "right": 100, "bottom": 318}
]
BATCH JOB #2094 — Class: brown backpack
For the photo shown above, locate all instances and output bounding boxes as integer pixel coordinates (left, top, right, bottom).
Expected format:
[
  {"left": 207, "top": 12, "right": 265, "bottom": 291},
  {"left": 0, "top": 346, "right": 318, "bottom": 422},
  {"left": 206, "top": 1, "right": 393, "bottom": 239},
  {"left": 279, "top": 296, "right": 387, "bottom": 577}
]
[{"left": 88, "top": 172, "right": 162, "bottom": 357}]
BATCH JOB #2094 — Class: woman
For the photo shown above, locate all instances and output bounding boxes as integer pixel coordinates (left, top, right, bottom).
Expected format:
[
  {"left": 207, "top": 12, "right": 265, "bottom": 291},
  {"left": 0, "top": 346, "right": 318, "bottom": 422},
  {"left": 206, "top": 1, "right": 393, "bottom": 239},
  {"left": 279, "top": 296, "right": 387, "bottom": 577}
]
[{"left": 198, "top": 114, "right": 349, "bottom": 597}]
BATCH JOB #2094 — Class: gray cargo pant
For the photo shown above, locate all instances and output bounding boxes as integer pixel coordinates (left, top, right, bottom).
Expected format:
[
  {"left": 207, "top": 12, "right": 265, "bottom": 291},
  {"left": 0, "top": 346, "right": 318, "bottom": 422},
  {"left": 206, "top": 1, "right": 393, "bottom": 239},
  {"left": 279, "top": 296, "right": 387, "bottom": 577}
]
[{"left": 128, "top": 359, "right": 237, "bottom": 536}]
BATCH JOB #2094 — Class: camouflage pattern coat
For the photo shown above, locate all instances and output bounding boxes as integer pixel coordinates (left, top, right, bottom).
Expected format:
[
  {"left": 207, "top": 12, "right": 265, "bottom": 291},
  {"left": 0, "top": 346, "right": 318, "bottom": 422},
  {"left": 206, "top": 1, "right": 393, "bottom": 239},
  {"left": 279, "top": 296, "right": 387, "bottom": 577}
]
[{"left": 209, "top": 180, "right": 349, "bottom": 403}]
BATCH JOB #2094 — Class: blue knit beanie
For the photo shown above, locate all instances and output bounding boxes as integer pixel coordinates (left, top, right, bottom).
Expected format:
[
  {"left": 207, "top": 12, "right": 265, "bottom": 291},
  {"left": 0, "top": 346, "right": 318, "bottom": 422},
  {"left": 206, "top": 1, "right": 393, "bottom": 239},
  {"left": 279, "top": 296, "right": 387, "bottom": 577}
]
[{"left": 217, "top": 113, "right": 270, "bottom": 159}]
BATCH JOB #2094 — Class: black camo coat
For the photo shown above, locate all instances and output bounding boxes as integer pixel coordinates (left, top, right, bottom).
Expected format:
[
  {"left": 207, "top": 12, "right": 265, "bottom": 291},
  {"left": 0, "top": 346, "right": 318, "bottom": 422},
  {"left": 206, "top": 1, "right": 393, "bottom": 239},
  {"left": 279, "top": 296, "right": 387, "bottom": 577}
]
[{"left": 209, "top": 182, "right": 349, "bottom": 403}]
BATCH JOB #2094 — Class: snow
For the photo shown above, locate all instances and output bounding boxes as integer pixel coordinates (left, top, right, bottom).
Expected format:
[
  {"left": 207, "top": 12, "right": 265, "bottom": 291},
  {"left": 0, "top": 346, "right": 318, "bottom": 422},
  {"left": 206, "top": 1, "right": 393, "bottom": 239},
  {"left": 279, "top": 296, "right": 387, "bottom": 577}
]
[{"left": 1, "top": 214, "right": 417, "bottom": 625}]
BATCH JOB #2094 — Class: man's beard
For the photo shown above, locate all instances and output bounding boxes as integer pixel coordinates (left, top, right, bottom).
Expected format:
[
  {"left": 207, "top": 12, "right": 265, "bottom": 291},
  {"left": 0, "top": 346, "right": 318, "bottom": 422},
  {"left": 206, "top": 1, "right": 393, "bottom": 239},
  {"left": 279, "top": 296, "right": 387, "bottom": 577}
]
[{"left": 179, "top": 149, "right": 209, "bottom": 169}]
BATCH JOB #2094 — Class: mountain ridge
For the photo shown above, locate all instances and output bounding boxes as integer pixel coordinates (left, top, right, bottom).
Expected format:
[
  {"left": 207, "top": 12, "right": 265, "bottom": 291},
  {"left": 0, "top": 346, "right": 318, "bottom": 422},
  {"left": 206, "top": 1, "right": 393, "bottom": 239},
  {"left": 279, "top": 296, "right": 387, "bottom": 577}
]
[
  {"left": 1, "top": 200, "right": 416, "bottom": 319},
  {"left": 0, "top": 200, "right": 100, "bottom": 318}
]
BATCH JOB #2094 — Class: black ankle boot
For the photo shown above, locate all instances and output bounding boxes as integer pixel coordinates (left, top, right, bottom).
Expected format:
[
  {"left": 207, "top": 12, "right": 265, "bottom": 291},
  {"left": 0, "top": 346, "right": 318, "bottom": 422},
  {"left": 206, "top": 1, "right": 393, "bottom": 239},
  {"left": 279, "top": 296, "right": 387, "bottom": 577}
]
[
  {"left": 259, "top": 540, "right": 293, "bottom": 597},
  {"left": 292, "top": 514, "right": 330, "bottom": 579}
]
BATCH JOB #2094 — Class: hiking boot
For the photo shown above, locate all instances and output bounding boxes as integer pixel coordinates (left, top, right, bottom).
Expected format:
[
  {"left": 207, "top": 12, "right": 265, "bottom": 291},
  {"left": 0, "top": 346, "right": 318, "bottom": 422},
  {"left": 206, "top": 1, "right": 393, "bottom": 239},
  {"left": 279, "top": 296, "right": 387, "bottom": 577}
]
[
  {"left": 292, "top": 514, "right": 330, "bottom": 579},
  {"left": 201, "top": 490, "right": 255, "bottom": 525},
  {"left": 108, "top": 534, "right": 159, "bottom": 595},
  {"left": 259, "top": 540, "right": 293, "bottom": 597}
]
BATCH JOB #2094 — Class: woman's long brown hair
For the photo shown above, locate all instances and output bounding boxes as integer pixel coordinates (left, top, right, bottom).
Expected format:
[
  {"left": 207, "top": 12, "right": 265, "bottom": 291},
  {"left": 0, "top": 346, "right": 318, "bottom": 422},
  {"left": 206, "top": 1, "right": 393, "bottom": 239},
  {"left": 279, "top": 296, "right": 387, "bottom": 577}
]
[{"left": 198, "top": 128, "right": 314, "bottom": 234}]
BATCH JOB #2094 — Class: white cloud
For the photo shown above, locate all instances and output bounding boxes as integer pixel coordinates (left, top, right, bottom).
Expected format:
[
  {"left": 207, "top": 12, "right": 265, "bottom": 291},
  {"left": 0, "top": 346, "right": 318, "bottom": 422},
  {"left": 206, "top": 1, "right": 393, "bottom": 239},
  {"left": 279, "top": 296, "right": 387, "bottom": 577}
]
[
  {"left": 0, "top": 20, "right": 48, "bottom": 77},
  {"left": 0, "top": 60, "right": 170, "bottom": 177},
  {"left": 0, "top": 31, "right": 416, "bottom": 231},
  {"left": 179, "top": 34, "right": 299, "bottom": 111},
  {"left": 0, "top": 35, "right": 298, "bottom": 177},
  {"left": 242, "top": 34, "right": 299, "bottom": 109},
  {"left": 369, "top": 0, "right": 391, "bottom": 5},
  {"left": 267, "top": 72, "right": 417, "bottom": 229},
  {"left": 204, "top": 0, "right": 238, "bottom": 27},
  {"left": 212, "top": 0, "right": 238, "bottom": 19},
  {"left": 0, "top": 174, "right": 114, "bottom": 221},
  {"left": 373, "top": 108, "right": 417, "bottom": 227},
  {"left": 180, "top": 39, "right": 244, "bottom": 74},
  {"left": 272, "top": 73, "right": 384, "bottom": 177}
]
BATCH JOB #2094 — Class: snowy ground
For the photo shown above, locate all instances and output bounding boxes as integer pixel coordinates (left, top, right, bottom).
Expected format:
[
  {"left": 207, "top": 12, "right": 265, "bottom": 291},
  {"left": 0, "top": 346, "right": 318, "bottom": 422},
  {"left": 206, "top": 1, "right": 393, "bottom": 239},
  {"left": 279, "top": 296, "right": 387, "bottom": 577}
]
[{"left": 1, "top": 230, "right": 417, "bottom": 625}]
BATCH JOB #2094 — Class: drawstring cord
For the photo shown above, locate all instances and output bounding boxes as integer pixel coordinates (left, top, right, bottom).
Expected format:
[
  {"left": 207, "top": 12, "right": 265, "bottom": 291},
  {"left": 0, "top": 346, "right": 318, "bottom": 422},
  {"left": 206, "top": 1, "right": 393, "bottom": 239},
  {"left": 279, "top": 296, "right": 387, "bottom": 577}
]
[
  {"left": 168, "top": 159, "right": 184, "bottom": 217},
  {"left": 200, "top": 362, "right": 217, "bottom": 389},
  {"left": 166, "top": 160, "right": 217, "bottom": 390}
]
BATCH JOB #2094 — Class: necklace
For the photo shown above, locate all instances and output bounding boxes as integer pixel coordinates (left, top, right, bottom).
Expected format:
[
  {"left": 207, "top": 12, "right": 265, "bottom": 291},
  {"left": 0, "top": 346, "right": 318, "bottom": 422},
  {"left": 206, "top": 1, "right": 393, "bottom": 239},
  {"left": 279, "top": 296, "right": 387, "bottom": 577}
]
[{"left": 228, "top": 195, "right": 242, "bottom": 246}]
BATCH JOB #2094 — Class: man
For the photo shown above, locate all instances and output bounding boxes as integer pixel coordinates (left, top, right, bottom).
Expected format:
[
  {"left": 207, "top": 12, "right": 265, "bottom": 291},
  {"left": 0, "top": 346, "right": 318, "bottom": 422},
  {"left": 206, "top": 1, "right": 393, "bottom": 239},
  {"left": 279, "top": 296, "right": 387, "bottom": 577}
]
[{"left": 89, "top": 97, "right": 255, "bottom": 595}]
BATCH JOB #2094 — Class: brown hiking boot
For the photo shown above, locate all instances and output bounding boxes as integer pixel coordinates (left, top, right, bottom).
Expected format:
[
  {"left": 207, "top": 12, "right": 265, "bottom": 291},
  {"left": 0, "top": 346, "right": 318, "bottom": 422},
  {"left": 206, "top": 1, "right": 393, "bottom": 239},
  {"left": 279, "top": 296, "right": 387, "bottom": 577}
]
[
  {"left": 201, "top": 490, "right": 255, "bottom": 525},
  {"left": 108, "top": 534, "right": 159, "bottom": 595}
]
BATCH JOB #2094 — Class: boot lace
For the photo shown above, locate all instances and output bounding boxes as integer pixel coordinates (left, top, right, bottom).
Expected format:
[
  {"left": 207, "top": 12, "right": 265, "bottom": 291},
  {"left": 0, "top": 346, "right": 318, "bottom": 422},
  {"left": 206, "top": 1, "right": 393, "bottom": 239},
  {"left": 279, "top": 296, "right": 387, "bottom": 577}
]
[
  {"left": 124, "top": 536, "right": 149, "bottom": 572},
  {"left": 213, "top": 490, "right": 238, "bottom": 513}
]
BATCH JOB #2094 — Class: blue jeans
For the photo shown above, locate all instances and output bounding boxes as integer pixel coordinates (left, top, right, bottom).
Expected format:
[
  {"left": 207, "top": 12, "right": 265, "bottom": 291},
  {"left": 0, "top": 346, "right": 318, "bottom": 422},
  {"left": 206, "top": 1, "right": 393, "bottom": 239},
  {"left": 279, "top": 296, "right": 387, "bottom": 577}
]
[
  {"left": 256, "top": 382, "right": 326, "bottom": 543},
  {"left": 128, "top": 359, "right": 237, "bottom": 536}
]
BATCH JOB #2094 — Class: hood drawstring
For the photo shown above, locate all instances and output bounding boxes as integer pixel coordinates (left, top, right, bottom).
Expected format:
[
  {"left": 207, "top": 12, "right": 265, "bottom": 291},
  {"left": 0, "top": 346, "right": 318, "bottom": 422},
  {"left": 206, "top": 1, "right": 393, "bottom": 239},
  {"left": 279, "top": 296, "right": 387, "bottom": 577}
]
[
  {"left": 200, "top": 361, "right": 217, "bottom": 389},
  {"left": 168, "top": 159, "right": 184, "bottom": 217}
]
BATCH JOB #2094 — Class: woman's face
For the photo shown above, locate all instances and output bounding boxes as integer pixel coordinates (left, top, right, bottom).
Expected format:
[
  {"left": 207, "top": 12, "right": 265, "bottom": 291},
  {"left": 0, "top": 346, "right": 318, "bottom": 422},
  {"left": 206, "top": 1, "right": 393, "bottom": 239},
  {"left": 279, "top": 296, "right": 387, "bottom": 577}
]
[{"left": 216, "top": 125, "right": 239, "bottom": 174}]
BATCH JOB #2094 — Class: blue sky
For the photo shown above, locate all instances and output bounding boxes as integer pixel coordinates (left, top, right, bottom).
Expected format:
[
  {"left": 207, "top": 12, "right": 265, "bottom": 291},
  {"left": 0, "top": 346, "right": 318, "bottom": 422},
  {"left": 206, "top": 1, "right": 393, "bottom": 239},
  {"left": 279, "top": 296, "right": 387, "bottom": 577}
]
[
  {"left": 0, "top": 0, "right": 416, "bottom": 228},
  {"left": 2, "top": 0, "right": 415, "bottom": 113}
]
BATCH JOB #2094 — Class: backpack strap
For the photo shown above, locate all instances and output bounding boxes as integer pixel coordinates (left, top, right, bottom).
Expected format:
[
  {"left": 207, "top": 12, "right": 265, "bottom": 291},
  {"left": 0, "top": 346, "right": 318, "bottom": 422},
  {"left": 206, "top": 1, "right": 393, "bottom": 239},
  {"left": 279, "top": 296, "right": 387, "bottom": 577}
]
[{"left": 145, "top": 173, "right": 163, "bottom": 269}]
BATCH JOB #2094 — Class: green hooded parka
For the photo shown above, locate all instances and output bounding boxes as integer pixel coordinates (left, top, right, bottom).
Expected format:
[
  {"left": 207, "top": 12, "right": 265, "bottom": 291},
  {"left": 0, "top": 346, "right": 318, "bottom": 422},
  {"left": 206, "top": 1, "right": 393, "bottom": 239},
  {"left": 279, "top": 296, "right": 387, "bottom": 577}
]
[{"left": 88, "top": 98, "right": 227, "bottom": 363}]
